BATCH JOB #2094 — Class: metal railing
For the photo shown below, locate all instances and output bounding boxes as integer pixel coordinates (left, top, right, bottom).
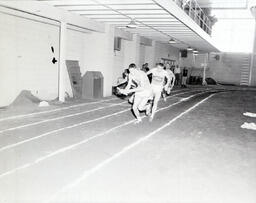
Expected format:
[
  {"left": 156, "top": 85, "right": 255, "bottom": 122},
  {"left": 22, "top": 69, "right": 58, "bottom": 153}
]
[{"left": 173, "top": 0, "right": 212, "bottom": 35}]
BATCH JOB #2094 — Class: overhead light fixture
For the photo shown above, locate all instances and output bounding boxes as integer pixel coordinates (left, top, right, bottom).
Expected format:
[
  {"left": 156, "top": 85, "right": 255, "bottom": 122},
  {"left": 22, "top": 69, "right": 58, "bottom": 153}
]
[
  {"left": 193, "top": 53, "right": 198, "bottom": 56},
  {"left": 193, "top": 49, "right": 198, "bottom": 53},
  {"left": 187, "top": 46, "right": 193, "bottom": 51},
  {"left": 126, "top": 19, "right": 137, "bottom": 29},
  {"left": 168, "top": 38, "right": 176, "bottom": 44}
]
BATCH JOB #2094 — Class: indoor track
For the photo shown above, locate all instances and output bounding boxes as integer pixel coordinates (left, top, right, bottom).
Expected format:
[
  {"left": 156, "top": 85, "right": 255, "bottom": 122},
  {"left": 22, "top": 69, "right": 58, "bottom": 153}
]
[{"left": 0, "top": 87, "right": 255, "bottom": 203}]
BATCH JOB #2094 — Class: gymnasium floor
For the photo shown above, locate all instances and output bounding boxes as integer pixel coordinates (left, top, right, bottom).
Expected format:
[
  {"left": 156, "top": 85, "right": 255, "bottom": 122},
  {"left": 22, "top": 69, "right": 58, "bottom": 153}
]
[{"left": 0, "top": 86, "right": 255, "bottom": 203}]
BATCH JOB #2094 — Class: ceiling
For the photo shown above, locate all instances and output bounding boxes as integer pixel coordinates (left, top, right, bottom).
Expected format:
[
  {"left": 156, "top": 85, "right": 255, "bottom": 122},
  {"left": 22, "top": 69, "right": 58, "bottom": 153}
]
[{"left": 38, "top": 0, "right": 219, "bottom": 52}]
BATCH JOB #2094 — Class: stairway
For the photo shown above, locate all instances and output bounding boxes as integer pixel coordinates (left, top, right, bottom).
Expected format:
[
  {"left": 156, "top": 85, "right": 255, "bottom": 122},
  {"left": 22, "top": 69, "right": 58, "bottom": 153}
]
[{"left": 240, "top": 55, "right": 251, "bottom": 86}]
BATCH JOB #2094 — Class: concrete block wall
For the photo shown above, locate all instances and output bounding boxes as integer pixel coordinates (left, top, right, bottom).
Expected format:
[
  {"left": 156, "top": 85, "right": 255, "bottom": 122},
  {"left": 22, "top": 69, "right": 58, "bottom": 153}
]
[
  {"left": 81, "top": 25, "right": 115, "bottom": 97},
  {"left": 123, "top": 34, "right": 141, "bottom": 69},
  {"left": 252, "top": 53, "right": 256, "bottom": 86},
  {"left": 65, "top": 25, "right": 116, "bottom": 97},
  {"left": 113, "top": 40, "right": 125, "bottom": 86},
  {"left": 0, "top": 11, "right": 60, "bottom": 107},
  {"left": 154, "top": 42, "right": 180, "bottom": 66},
  {"left": 0, "top": 7, "right": 183, "bottom": 107},
  {"left": 145, "top": 41, "right": 156, "bottom": 68},
  {"left": 207, "top": 53, "right": 250, "bottom": 85}
]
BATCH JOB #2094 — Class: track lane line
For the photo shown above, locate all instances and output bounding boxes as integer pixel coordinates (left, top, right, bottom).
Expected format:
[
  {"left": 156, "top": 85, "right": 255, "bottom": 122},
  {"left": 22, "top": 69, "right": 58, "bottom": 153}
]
[
  {"left": 0, "top": 88, "right": 194, "bottom": 122},
  {"left": 0, "top": 90, "right": 201, "bottom": 152},
  {"left": 0, "top": 97, "right": 119, "bottom": 122},
  {"left": 0, "top": 101, "right": 127, "bottom": 134},
  {"left": 0, "top": 90, "right": 212, "bottom": 179},
  {"left": 0, "top": 89, "right": 193, "bottom": 134},
  {"left": 44, "top": 93, "right": 216, "bottom": 203}
]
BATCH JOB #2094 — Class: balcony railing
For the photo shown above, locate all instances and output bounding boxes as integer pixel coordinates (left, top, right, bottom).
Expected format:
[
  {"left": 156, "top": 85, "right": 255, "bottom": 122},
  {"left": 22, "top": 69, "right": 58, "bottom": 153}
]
[{"left": 173, "top": 0, "right": 212, "bottom": 35}]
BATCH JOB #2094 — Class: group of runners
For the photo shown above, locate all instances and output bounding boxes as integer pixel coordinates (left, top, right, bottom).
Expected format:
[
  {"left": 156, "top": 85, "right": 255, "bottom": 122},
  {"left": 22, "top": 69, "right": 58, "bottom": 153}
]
[{"left": 117, "top": 63, "right": 175, "bottom": 123}]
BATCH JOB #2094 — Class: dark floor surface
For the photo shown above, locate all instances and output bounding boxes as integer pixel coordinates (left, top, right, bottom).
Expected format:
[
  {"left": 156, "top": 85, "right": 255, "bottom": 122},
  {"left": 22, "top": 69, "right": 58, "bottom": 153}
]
[{"left": 0, "top": 86, "right": 255, "bottom": 203}]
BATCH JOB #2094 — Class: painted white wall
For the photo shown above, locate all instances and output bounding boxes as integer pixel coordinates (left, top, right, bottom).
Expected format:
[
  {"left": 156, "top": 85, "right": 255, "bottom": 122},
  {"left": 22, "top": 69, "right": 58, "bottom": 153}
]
[
  {"left": 65, "top": 25, "right": 116, "bottom": 97},
  {"left": 139, "top": 45, "right": 146, "bottom": 68},
  {"left": 123, "top": 34, "right": 141, "bottom": 69},
  {"left": 154, "top": 42, "right": 180, "bottom": 67},
  {"left": 145, "top": 41, "right": 156, "bottom": 68},
  {"left": 180, "top": 53, "right": 208, "bottom": 68},
  {"left": 81, "top": 25, "right": 115, "bottom": 97},
  {"left": 0, "top": 8, "right": 191, "bottom": 107},
  {"left": 208, "top": 53, "right": 249, "bottom": 85},
  {"left": 0, "top": 11, "right": 60, "bottom": 107},
  {"left": 113, "top": 40, "right": 125, "bottom": 86}
]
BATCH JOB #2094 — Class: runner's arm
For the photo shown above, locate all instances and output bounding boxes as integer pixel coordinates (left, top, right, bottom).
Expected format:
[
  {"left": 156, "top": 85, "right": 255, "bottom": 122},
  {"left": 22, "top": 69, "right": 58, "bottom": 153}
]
[{"left": 170, "top": 72, "right": 175, "bottom": 89}]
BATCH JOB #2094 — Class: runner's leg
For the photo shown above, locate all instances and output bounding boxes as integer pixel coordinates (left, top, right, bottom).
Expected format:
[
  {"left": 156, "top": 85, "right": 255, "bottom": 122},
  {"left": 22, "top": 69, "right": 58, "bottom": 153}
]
[
  {"left": 150, "top": 90, "right": 161, "bottom": 121},
  {"left": 132, "top": 95, "right": 143, "bottom": 122}
]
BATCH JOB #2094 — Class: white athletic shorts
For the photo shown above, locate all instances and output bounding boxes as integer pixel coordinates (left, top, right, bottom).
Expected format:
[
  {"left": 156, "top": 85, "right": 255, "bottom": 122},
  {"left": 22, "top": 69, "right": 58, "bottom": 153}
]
[
  {"left": 151, "top": 84, "right": 163, "bottom": 95},
  {"left": 135, "top": 87, "right": 153, "bottom": 99}
]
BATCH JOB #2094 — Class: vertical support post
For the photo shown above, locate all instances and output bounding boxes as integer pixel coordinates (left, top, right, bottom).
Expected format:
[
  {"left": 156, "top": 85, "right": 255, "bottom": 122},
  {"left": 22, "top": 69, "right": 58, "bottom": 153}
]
[
  {"left": 58, "top": 21, "right": 67, "bottom": 102},
  {"left": 194, "top": 3, "right": 198, "bottom": 22},
  {"left": 189, "top": 0, "right": 192, "bottom": 17},
  {"left": 202, "top": 53, "right": 208, "bottom": 86},
  {"left": 249, "top": 17, "right": 256, "bottom": 86}
]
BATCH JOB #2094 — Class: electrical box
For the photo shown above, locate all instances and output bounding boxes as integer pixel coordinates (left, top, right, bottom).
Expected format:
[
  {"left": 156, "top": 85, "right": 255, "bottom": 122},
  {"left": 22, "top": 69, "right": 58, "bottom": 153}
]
[{"left": 82, "top": 71, "right": 104, "bottom": 99}]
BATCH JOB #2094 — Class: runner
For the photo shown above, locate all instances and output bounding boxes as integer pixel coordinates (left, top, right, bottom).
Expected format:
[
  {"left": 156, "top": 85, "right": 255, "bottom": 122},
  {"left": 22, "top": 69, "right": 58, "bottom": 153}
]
[
  {"left": 166, "top": 67, "right": 175, "bottom": 95},
  {"left": 147, "top": 63, "right": 171, "bottom": 121},
  {"left": 117, "top": 63, "right": 153, "bottom": 123}
]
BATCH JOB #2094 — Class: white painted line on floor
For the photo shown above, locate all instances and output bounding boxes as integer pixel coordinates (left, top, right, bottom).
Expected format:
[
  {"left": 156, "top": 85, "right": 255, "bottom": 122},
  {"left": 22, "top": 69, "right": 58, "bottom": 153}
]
[
  {"left": 0, "top": 90, "right": 204, "bottom": 152},
  {"left": 0, "top": 108, "right": 130, "bottom": 154},
  {"left": 44, "top": 93, "right": 215, "bottom": 203},
  {"left": 0, "top": 90, "right": 213, "bottom": 180},
  {"left": 0, "top": 97, "right": 119, "bottom": 122},
  {"left": 0, "top": 101, "right": 127, "bottom": 134},
  {"left": 243, "top": 112, "right": 256, "bottom": 118},
  {"left": 0, "top": 89, "right": 193, "bottom": 134},
  {"left": 241, "top": 122, "right": 256, "bottom": 131},
  {"left": 0, "top": 88, "right": 194, "bottom": 123}
]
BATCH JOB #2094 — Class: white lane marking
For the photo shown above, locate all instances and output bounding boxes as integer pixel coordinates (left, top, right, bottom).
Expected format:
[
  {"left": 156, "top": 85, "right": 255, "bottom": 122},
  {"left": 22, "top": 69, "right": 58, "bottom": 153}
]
[
  {"left": 243, "top": 112, "right": 256, "bottom": 118},
  {"left": 44, "top": 93, "right": 215, "bottom": 203},
  {"left": 241, "top": 122, "right": 256, "bottom": 131},
  {"left": 0, "top": 101, "right": 127, "bottom": 134},
  {"left": 0, "top": 88, "right": 195, "bottom": 123},
  {"left": 0, "top": 90, "right": 212, "bottom": 179},
  {"left": 0, "top": 90, "right": 192, "bottom": 134},
  {"left": 0, "top": 90, "right": 202, "bottom": 152},
  {"left": 0, "top": 98, "right": 118, "bottom": 122},
  {"left": 0, "top": 108, "right": 130, "bottom": 154}
]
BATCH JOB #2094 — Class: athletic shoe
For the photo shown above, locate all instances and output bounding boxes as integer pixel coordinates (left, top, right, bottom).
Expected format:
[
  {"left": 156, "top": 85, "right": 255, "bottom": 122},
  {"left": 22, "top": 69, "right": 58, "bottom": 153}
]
[
  {"left": 146, "top": 104, "right": 152, "bottom": 116},
  {"left": 134, "top": 117, "right": 142, "bottom": 124}
]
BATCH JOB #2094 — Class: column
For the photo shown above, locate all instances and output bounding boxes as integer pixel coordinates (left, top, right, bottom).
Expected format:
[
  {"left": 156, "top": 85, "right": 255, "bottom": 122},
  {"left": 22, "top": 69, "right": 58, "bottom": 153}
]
[
  {"left": 250, "top": 16, "right": 256, "bottom": 86},
  {"left": 58, "top": 21, "right": 67, "bottom": 102}
]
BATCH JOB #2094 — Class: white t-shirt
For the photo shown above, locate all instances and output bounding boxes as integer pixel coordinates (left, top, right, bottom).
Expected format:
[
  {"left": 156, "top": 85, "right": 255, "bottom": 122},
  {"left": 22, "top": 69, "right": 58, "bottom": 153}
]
[
  {"left": 149, "top": 68, "right": 170, "bottom": 87},
  {"left": 129, "top": 70, "right": 151, "bottom": 89},
  {"left": 174, "top": 66, "right": 181, "bottom": 74}
]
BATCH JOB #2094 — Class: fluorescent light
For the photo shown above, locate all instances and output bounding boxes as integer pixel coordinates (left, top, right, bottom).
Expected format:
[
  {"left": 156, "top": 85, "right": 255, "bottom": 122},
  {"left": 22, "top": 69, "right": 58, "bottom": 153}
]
[
  {"left": 126, "top": 20, "right": 137, "bottom": 29},
  {"left": 168, "top": 38, "right": 176, "bottom": 44},
  {"left": 187, "top": 46, "right": 193, "bottom": 51},
  {"left": 193, "top": 49, "right": 198, "bottom": 53}
]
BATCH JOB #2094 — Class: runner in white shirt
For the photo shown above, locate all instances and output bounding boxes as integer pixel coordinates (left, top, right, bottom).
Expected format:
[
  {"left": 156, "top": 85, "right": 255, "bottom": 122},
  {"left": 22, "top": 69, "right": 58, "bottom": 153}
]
[
  {"left": 147, "top": 63, "right": 171, "bottom": 121},
  {"left": 118, "top": 63, "right": 153, "bottom": 123},
  {"left": 162, "top": 67, "right": 175, "bottom": 101},
  {"left": 166, "top": 68, "right": 175, "bottom": 95}
]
